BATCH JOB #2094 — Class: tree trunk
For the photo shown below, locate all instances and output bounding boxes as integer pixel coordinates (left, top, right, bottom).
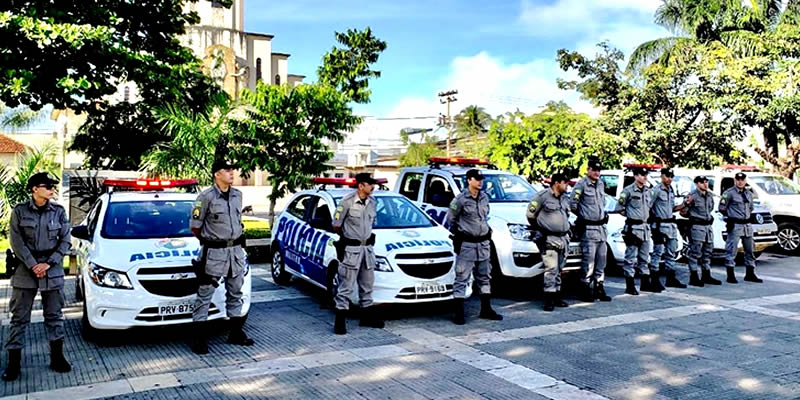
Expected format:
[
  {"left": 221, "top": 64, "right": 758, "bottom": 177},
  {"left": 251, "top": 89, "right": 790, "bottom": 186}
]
[{"left": 267, "top": 190, "right": 277, "bottom": 230}]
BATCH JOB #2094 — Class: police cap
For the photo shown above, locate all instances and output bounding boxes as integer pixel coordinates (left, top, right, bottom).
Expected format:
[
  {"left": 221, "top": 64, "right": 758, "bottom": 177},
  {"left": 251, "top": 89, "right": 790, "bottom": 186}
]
[
  {"left": 735, "top": 172, "right": 747, "bottom": 180},
  {"left": 550, "top": 172, "right": 568, "bottom": 184},
  {"left": 26, "top": 172, "right": 59, "bottom": 190},
  {"left": 660, "top": 167, "right": 674, "bottom": 177},
  {"left": 465, "top": 169, "right": 485, "bottom": 181},
  {"left": 355, "top": 172, "right": 377, "bottom": 185},
  {"left": 693, "top": 175, "right": 709, "bottom": 184},
  {"left": 587, "top": 157, "right": 602, "bottom": 171},
  {"left": 212, "top": 159, "right": 236, "bottom": 174},
  {"left": 631, "top": 167, "right": 649, "bottom": 176}
]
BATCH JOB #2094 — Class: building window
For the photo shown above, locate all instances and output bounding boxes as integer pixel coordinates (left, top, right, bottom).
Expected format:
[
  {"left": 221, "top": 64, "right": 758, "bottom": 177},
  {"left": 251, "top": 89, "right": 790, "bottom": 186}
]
[
  {"left": 256, "top": 58, "right": 262, "bottom": 81},
  {"left": 274, "top": 74, "right": 281, "bottom": 85}
]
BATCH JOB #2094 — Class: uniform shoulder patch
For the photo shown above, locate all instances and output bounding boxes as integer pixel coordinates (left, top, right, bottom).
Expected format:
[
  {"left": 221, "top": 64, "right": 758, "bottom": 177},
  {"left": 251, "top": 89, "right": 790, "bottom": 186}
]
[
  {"left": 192, "top": 207, "right": 201, "bottom": 219},
  {"left": 618, "top": 192, "right": 627, "bottom": 204},
  {"left": 573, "top": 188, "right": 583, "bottom": 200},
  {"left": 449, "top": 200, "right": 459, "bottom": 211},
  {"left": 528, "top": 200, "right": 538, "bottom": 213}
]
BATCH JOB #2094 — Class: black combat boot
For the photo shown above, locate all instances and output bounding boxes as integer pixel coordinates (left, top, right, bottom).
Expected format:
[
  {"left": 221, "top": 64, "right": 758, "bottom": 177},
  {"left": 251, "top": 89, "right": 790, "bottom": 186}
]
[
  {"left": 640, "top": 275, "right": 658, "bottom": 293},
  {"left": 359, "top": 307, "right": 385, "bottom": 329},
  {"left": 594, "top": 281, "right": 612, "bottom": 302},
  {"left": 744, "top": 267, "right": 763, "bottom": 283},
  {"left": 726, "top": 267, "right": 738, "bottom": 284},
  {"left": 702, "top": 269, "right": 722, "bottom": 285},
  {"left": 580, "top": 282, "right": 595, "bottom": 302},
  {"left": 553, "top": 291, "right": 569, "bottom": 308},
  {"left": 689, "top": 270, "right": 704, "bottom": 287},
  {"left": 665, "top": 270, "right": 687, "bottom": 288},
  {"left": 478, "top": 295, "right": 503, "bottom": 320},
  {"left": 2, "top": 349, "right": 21, "bottom": 381},
  {"left": 227, "top": 316, "right": 255, "bottom": 346},
  {"left": 453, "top": 298, "right": 466, "bottom": 325},
  {"left": 334, "top": 310, "right": 347, "bottom": 335},
  {"left": 543, "top": 292, "right": 554, "bottom": 312},
  {"left": 191, "top": 322, "right": 209, "bottom": 355},
  {"left": 49, "top": 340, "right": 72, "bottom": 373},
  {"left": 625, "top": 277, "right": 639, "bottom": 295},
  {"left": 650, "top": 273, "right": 666, "bottom": 292}
]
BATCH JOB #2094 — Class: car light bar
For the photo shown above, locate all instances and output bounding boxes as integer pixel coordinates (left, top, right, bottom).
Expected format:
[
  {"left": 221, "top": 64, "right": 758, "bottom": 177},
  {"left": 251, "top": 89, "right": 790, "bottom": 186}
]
[
  {"left": 312, "top": 177, "right": 388, "bottom": 187},
  {"left": 102, "top": 179, "right": 199, "bottom": 188},
  {"left": 428, "top": 157, "right": 492, "bottom": 166},
  {"left": 623, "top": 163, "right": 664, "bottom": 170}
]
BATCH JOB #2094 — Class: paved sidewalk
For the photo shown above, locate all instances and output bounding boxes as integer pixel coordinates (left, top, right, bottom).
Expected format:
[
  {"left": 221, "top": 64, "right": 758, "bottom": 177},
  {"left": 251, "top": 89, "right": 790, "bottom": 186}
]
[{"left": 1, "top": 254, "right": 800, "bottom": 399}]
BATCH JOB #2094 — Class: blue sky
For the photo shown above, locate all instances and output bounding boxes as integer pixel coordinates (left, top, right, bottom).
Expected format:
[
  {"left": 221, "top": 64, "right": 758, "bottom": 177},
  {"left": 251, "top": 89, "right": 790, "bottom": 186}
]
[{"left": 245, "top": 0, "right": 669, "bottom": 132}]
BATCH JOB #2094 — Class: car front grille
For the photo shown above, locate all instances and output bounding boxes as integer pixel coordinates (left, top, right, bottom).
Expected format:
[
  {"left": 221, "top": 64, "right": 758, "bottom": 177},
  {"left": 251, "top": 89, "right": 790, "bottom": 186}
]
[
  {"left": 136, "top": 265, "right": 198, "bottom": 298},
  {"left": 396, "top": 261, "right": 453, "bottom": 279}
]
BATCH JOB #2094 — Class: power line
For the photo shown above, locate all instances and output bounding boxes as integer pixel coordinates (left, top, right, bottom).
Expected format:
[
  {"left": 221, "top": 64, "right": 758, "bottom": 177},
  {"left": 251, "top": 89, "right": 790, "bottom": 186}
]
[{"left": 358, "top": 115, "right": 438, "bottom": 120}]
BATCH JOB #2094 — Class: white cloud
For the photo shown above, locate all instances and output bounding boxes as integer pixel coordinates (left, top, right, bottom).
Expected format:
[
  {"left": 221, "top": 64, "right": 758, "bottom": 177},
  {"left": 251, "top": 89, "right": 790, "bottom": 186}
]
[{"left": 518, "top": 0, "right": 661, "bottom": 36}]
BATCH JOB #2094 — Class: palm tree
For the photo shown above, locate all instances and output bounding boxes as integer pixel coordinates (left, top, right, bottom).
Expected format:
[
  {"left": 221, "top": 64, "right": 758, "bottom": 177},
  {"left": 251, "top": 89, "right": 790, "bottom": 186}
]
[
  {"left": 0, "top": 102, "right": 49, "bottom": 131},
  {"left": 0, "top": 144, "right": 61, "bottom": 235},
  {"left": 453, "top": 105, "right": 492, "bottom": 157},
  {"left": 627, "top": 0, "right": 787, "bottom": 72}
]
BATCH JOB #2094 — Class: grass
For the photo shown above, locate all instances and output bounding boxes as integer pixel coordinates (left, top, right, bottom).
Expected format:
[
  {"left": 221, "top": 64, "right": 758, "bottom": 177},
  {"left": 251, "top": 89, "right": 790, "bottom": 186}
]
[{"left": 243, "top": 217, "right": 271, "bottom": 240}]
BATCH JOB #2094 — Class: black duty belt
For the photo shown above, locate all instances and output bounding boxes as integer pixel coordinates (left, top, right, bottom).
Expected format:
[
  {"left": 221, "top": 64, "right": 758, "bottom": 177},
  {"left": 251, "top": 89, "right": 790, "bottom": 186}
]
[
  {"left": 625, "top": 219, "right": 645, "bottom": 225},
  {"left": 203, "top": 236, "right": 246, "bottom": 249},
  {"left": 456, "top": 231, "right": 492, "bottom": 243},
  {"left": 689, "top": 217, "right": 714, "bottom": 226},
  {"left": 341, "top": 234, "right": 376, "bottom": 247},
  {"left": 540, "top": 229, "right": 570, "bottom": 236},
  {"left": 30, "top": 249, "right": 57, "bottom": 259},
  {"left": 651, "top": 217, "right": 677, "bottom": 223},
  {"left": 725, "top": 217, "right": 750, "bottom": 225},
  {"left": 578, "top": 218, "right": 606, "bottom": 226}
]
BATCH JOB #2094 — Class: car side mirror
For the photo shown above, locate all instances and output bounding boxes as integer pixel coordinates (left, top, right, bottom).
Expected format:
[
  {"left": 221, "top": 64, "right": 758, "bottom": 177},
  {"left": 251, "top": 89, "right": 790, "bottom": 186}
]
[
  {"left": 71, "top": 225, "right": 89, "bottom": 241},
  {"left": 310, "top": 218, "right": 333, "bottom": 232}
]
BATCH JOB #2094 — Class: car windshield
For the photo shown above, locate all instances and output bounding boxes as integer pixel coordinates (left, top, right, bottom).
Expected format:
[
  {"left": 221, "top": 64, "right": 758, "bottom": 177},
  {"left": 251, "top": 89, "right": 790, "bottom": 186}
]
[
  {"left": 101, "top": 200, "right": 194, "bottom": 239},
  {"left": 334, "top": 195, "right": 435, "bottom": 229},
  {"left": 455, "top": 174, "right": 537, "bottom": 202},
  {"left": 751, "top": 176, "right": 800, "bottom": 195}
]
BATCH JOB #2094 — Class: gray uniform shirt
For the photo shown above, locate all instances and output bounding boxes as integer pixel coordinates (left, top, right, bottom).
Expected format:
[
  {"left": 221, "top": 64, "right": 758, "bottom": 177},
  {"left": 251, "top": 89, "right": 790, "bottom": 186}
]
[
  {"left": 570, "top": 177, "right": 607, "bottom": 239},
  {"left": 447, "top": 190, "right": 491, "bottom": 261},
  {"left": 9, "top": 199, "right": 71, "bottom": 290},
  {"left": 650, "top": 183, "right": 678, "bottom": 239},
  {"left": 616, "top": 183, "right": 652, "bottom": 241},
  {"left": 719, "top": 187, "right": 754, "bottom": 237},
  {"left": 191, "top": 185, "right": 246, "bottom": 277},
  {"left": 333, "top": 191, "right": 377, "bottom": 268},
  {"left": 683, "top": 188, "right": 715, "bottom": 242},
  {"left": 527, "top": 188, "right": 571, "bottom": 247}
]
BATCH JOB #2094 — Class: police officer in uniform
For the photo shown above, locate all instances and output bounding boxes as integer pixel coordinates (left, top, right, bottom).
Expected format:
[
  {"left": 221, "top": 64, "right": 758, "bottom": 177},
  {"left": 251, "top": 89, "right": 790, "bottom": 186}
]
[
  {"left": 332, "top": 173, "right": 384, "bottom": 335},
  {"left": 571, "top": 157, "right": 612, "bottom": 302},
  {"left": 3, "top": 172, "right": 71, "bottom": 381},
  {"left": 527, "top": 173, "right": 571, "bottom": 311},
  {"left": 190, "top": 160, "right": 254, "bottom": 354},
  {"left": 719, "top": 172, "right": 762, "bottom": 284},
  {"left": 448, "top": 169, "right": 502, "bottom": 325},
  {"left": 648, "top": 168, "right": 686, "bottom": 289},
  {"left": 615, "top": 167, "right": 654, "bottom": 295},
  {"left": 680, "top": 176, "right": 722, "bottom": 287}
]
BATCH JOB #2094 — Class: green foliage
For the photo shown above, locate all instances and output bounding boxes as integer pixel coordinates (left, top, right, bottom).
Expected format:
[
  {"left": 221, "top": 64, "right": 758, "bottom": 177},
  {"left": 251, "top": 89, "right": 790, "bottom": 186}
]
[
  {"left": 398, "top": 129, "right": 444, "bottom": 167},
  {"left": 486, "top": 102, "right": 625, "bottom": 181},
  {"left": 557, "top": 42, "right": 630, "bottom": 109},
  {"left": 0, "top": 143, "right": 61, "bottom": 237},
  {"left": 317, "top": 27, "right": 387, "bottom": 104},
  {"left": 453, "top": 105, "right": 492, "bottom": 157},
  {"left": 0, "top": 102, "right": 48, "bottom": 130},
  {"left": 231, "top": 82, "right": 360, "bottom": 219}
]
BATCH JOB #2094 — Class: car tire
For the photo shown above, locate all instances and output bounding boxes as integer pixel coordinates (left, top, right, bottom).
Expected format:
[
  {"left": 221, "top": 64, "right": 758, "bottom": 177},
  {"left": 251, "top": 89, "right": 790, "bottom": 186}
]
[
  {"left": 777, "top": 223, "right": 800, "bottom": 255},
  {"left": 271, "top": 248, "right": 291, "bottom": 285},
  {"left": 81, "top": 296, "right": 100, "bottom": 343}
]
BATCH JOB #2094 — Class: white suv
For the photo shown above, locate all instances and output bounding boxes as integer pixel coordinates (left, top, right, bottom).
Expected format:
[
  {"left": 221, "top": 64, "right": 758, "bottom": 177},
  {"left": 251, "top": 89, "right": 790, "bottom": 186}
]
[{"left": 71, "top": 179, "right": 251, "bottom": 340}]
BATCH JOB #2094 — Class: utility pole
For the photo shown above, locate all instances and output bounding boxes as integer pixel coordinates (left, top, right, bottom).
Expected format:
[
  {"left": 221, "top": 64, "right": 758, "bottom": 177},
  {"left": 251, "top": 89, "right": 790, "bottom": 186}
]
[{"left": 438, "top": 90, "right": 458, "bottom": 156}]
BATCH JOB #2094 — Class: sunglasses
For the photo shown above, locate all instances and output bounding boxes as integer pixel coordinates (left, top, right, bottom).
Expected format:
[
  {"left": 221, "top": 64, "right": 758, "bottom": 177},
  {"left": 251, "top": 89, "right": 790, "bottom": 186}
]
[{"left": 36, "top": 184, "right": 56, "bottom": 190}]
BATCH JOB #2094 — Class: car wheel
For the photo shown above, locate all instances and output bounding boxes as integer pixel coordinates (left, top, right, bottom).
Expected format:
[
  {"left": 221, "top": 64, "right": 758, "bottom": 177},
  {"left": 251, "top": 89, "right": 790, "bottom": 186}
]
[
  {"left": 81, "top": 296, "right": 100, "bottom": 343},
  {"left": 271, "top": 248, "right": 291, "bottom": 285},
  {"left": 777, "top": 223, "right": 800, "bottom": 254}
]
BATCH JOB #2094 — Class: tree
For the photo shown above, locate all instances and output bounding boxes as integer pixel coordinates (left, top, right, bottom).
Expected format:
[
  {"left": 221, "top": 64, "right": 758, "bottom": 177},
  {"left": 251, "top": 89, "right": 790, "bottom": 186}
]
[
  {"left": 486, "top": 102, "right": 625, "bottom": 182},
  {"left": 452, "top": 105, "right": 492, "bottom": 157},
  {"left": 557, "top": 42, "right": 631, "bottom": 110},
  {"left": 231, "top": 82, "right": 360, "bottom": 223},
  {"left": 0, "top": 143, "right": 60, "bottom": 236},
  {"left": 317, "top": 27, "right": 387, "bottom": 104},
  {"left": 398, "top": 129, "right": 444, "bottom": 167},
  {"left": 0, "top": 102, "right": 48, "bottom": 131},
  {"left": 142, "top": 92, "right": 239, "bottom": 185}
]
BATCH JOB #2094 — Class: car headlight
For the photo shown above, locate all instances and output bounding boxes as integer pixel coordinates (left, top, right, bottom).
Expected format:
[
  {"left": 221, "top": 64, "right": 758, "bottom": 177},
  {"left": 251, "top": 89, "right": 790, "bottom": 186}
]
[
  {"left": 88, "top": 263, "right": 133, "bottom": 289},
  {"left": 375, "top": 256, "right": 393, "bottom": 272},
  {"left": 508, "top": 224, "right": 533, "bottom": 241}
]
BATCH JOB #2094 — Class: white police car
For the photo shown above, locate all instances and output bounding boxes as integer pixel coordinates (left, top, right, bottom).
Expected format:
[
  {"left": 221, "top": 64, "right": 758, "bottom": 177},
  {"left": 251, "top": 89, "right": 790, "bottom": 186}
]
[
  {"left": 71, "top": 179, "right": 251, "bottom": 339},
  {"left": 270, "top": 177, "right": 465, "bottom": 304}
]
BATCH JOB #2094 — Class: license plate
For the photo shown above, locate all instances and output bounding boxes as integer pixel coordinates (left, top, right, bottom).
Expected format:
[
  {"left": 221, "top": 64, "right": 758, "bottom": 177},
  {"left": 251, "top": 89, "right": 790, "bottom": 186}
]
[
  {"left": 757, "top": 228, "right": 771, "bottom": 235},
  {"left": 415, "top": 282, "right": 447, "bottom": 295},
  {"left": 568, "top": 245, "right": 582, "bottom": 257},
  {"left": 158, "top": 302, "right": 195, "bottom": 316}
]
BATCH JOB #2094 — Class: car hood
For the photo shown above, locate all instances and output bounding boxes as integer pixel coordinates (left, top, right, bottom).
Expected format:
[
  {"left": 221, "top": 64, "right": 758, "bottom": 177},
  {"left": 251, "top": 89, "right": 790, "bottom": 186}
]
[
  {"left": 374, "top": 225, "right": 454, "bottom": 257},
  {"left": 93, "top": 237, "right": 201, "bottom": 272}
]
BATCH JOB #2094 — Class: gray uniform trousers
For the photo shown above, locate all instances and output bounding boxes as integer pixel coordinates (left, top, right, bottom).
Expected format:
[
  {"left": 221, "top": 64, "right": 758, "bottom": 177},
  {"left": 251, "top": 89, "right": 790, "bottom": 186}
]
[
  {"left": 7, "top": 288, "right": 65, "bottom": 350},
  {"left": 623, "top": 225, "right": 651, "bottom": 278},
  {"left": 453, "top": 241, "right": 491, "bottom": 298},
  {"left": 725, "top": 224, "right": 756, "bottom": 268},
  {"left": 335, "top": 245, "right": 375, "bottom": 310},
  {"left": 542, "top": 236, "right": 568, "bottom": 293},
  {"left": 648, "top": 224, "right": 679, "bottom": 274},
  {"left": 580, "top": 229, "right": 607, "bottom": 284},
  {"left": 687, "top": 226, "right": 713, "bottom": 273},
  {"left": 193, "top": 272, "right": 245, "bottom": 321}
]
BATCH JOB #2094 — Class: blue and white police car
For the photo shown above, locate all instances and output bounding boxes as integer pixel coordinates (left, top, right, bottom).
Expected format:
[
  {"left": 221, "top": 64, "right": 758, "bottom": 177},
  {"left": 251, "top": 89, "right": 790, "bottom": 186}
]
[
  {"left": 270, "top": 177, "right": 465, "bottom": 304},
  {"left": 71, "top": 179, "right": 251, "bottom": 339}
]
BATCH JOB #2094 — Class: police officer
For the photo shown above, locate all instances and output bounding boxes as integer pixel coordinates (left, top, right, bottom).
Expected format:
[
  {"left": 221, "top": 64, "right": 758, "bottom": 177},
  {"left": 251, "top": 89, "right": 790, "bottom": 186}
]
[
  {"left": 332, "top": 173, "right": 384, "bottom": 335},
  {"left": 615, "top": 167, "right": 654, "bottom": 295},
  {"left": 719, "top": 172, "right": 763, "bottom": 284},
  {"left": 190, "top": 160, "right": 254, "bottom": 354},
  {"left": 527, "top": 173, "right": 571, "bottom": 312},
  {"left": 3, "top": 172, "right": 71, "bottom": 381},
  {"left": 648, "top": 168, "right": 686, "bottom": 289},
  {"left": 448, "top": 169, "right": 502, "bottom": 325},
  {"left": 571, "top": 157, "right": 612, "bottom": 302},
  {"left": 679, "top": 176, "right": 722, "bottom": 287}
]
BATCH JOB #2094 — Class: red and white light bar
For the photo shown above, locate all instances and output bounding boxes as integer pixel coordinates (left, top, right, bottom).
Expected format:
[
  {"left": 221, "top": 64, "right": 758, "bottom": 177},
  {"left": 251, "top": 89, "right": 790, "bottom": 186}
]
[
  {"left": 428, "top": 157, "right": 492, "bottom": 166},
  {"left": 102, "top": 178, "right": 199, "bottom": 188},
  {"left": 623, "top": 163, "right": 663, "bottom": 170},
  {"left": 312, "top": 177, "right": 388, "bottom": 186}
]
